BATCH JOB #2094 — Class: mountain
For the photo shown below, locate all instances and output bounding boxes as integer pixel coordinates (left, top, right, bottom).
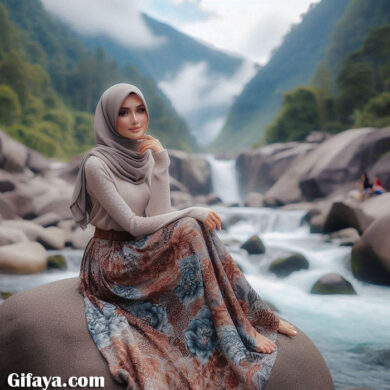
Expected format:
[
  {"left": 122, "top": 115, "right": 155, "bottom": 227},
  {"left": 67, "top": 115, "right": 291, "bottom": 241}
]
[
  {"left": 0, "top": 0, "right": 198, "bottom": 156},
  {"left": 206, "top": 0, "right": 350, "bottom": 153},
  {"left": 46, "top": 8, "right": 251, "bottom": 148},
  {"left": 80, "top": 13, "right": 243, "bottom": 81}
]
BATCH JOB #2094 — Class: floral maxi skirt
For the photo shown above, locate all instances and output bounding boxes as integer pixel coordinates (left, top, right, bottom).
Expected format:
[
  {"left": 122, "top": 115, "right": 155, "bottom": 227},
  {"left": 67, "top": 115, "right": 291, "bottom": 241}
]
[{"left": 79, "top": 217, "right": 280, "bottom": 390}]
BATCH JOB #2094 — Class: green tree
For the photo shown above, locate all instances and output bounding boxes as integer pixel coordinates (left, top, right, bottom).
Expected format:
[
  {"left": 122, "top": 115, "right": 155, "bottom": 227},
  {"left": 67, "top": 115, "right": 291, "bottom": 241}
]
[
  {"left": 354, "top": 91, "right": 390, "bottom": 128},
  {"left": 0, "top": 84, "right": 21, "bottom": 125},
  {"left": 266, "top": 87, "right": 320, "bottom": 143}
]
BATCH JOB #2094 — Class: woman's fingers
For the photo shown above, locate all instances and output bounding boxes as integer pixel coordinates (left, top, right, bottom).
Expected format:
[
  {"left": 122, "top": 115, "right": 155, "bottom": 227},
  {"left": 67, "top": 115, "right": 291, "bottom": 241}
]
[{"left": 205, "top": 211, "right": 222, "bottom": 231}]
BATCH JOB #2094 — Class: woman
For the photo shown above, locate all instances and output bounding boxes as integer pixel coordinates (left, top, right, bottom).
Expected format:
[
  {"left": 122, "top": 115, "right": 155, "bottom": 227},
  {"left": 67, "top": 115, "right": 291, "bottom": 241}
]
[
  {"left": 359, "top": 172, "right": 373, "bottom": 201},
  {"left": 70, "top": 83, "right": 297, "bottom": 389}
]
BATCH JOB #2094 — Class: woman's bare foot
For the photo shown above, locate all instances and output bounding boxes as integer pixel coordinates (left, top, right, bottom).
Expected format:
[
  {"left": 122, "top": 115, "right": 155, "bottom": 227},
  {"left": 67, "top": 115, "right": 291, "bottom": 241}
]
[
  {"left": 254, "top": 332, "right": 276, "bottom": 354},
  {"left": 278, "top": 319, "right": 298, "bottom": 337}
]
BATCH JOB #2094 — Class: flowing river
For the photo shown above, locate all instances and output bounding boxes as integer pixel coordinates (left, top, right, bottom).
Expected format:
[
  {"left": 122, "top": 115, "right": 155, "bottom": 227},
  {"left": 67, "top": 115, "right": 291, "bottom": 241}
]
[{"left": 1, "top": 155, "right": 389, "bottom": 390}]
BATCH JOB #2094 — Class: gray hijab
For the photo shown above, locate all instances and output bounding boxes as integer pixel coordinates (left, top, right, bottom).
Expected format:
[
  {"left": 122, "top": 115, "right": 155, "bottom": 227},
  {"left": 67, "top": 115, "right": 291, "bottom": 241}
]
[{"left": 69, "top": 83, "right": 154, "bottom": 230}]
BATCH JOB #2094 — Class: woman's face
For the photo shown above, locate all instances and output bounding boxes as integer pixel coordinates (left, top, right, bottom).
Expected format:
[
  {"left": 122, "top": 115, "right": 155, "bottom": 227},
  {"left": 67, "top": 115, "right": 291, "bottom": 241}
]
[{"left": 116, "top": 93, "right": 148, "bottom": 140}]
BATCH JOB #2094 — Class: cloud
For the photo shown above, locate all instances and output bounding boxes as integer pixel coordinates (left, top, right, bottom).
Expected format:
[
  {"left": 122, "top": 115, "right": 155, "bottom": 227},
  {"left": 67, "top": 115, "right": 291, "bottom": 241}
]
[
  {"left": 41, "top": 0, "right": 166, "bottom": 49},
  {"left": 141, "top": 0, "right": 320, "bottom": 64},
  {"left": 141, "top": 0, "right": 214, "bottom": 25},
  {"left": 158, "top": 59, "right": 257, "bottom": 144}
]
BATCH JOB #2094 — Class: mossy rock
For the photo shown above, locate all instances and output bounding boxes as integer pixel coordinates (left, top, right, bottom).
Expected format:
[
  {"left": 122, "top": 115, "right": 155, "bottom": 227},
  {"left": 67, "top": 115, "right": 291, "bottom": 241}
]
[
  {"left": 310, "top": 273, "right": 356, "bottom": 295},
  {"left": 240, "top": 234, "right": 265, "bottom": 254},
  {"left": 0, "top": 292, "right": 14, "bottom": 300},
  {"left": 269, "top": 253, "right": 309, "bottom": 277},
  {"left": 351, "top": 241, "right": 390, "bottom": 286},
  {"left": 46, "top": 255, "right": 67, "bottom": 270}
]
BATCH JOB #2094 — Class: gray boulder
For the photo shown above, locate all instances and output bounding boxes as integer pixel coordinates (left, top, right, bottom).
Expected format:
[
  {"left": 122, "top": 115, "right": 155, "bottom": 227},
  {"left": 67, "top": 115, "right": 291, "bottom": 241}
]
[
  {"left": 236, "top": 142, "right": 315, "bottom": 197},
  {"left": 168, "top": 149, "right": 212, "bottom": 195},
  {"left": 265, "top": 127, "right": 390, "bottom": 205},
  {"left": 310, "top": 273, "right": 356, "bottom": 295},
  {"left": 241, "top": 234, "right": 266, "bottom": 254},
  {"left": 351, "top": 213, "right": 390, "bottom": 286},
  {"left": 323, "top": 194, "right": 390, "bottom": 234},
  {"left": 0, "top": 278, "right": 335, "bottom": 390},
  {"left": 245, "top": 192, "right": 264, "bottom": 207},
  {"left": 0, "top": 241, "right": 47, "bottom": 273},
  {"left": 269, "top": 253, "right": 309, "bottom": 277}
]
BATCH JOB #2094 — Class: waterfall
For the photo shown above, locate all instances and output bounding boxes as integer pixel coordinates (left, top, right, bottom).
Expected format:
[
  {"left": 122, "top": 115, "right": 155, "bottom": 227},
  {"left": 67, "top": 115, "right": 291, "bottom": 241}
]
[{"left": 205, "top": 154, "right": 241, "bottom": 204}]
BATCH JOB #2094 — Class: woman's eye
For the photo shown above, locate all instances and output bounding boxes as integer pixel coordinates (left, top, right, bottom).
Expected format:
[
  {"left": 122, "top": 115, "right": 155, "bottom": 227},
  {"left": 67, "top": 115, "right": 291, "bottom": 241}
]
[
  {"left": 137, "top": 108, "right": 146, "bottom": 113},
  {"left": 118, "top": 110, "right": 128, "bottom": 116}
]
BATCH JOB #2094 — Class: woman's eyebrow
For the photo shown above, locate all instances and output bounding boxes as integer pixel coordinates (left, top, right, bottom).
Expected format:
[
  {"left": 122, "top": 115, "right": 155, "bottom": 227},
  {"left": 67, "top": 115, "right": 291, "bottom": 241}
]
[{"left": 119, "top": 104, "right": 145, "bottom": 109}]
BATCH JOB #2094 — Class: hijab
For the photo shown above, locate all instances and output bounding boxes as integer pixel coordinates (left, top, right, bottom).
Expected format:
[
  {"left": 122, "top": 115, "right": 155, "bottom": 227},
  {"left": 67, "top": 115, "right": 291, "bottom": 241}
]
[{"left": 69, "top": 83, "right": 154, "bottom": 230}]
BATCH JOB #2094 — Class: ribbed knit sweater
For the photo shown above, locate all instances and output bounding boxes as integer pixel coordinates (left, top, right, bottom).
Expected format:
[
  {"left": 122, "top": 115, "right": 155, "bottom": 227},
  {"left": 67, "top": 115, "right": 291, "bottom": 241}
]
[{"left": 84, "top": 149, "right": 210, "bottom": 240}]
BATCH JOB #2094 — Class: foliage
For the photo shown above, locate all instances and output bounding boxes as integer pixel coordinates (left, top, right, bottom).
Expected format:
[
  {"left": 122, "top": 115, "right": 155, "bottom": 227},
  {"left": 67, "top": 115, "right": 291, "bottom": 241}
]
[
  {"left": 265, "top": 87, "right": 320, "bottom": 143},
  {"left": 0, "top": 84, "right": 21, "bottom": 124},
  {"left": 0, "top": 0, "right": 196, "bottom": 160}
]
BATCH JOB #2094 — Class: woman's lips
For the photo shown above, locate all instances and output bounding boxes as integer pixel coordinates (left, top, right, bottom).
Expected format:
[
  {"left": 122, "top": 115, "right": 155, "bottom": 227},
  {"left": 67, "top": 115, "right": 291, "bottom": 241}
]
[{"left": 129, "top": 127, "right": 141, "bottom": 132}]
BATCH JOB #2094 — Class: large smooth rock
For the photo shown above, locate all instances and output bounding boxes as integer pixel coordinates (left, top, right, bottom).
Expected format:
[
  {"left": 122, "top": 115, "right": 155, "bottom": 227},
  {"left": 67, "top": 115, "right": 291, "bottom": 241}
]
[
  {"left": 351, "top": 213, "right": 390, "bottom": 286},
  {"left": 265, "top": 127, "right": 390, "bottom": 205},
  {"left": 0, "top": 278, "right": 335, "bottom": 390},
  {"left": 323, "top": 194, "right": 390, "bottom": 234},
  {"left": 0, "top": 241, "right": 47, "bottom": 273},
  {"left": 168, "top": 149, "right": 212, "bottom": 195},
  {"left": 236, "top": 142, "right": 315, "bottom": 197}
]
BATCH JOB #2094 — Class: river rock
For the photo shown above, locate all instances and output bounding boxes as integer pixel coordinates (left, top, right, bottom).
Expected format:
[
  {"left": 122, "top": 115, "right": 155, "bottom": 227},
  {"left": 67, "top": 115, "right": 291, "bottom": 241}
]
[
  {"left": 323, "top": 194, "right": 390, "bottom": 234},
  {"left": 236, "top": 142, "right": 315, "bottom": 196},
  {"left": 2, "top": 191, "right": 35, "bottom": 219},
  {"left": 269, "top": 253, "right": 309, "bottom": 277},
  {"left": 46, "top": 254, "right": 66, "bottom": 270},
  {"left": 37, "top": 226, "right": 66, "bottom": 250},
  {"left": 0, "top": 170, "right": 17, "bottom": 192},
  {"left": 0, "top": 195, "right": 18, "bottom": 219},
  {"left": 0, "top": 278, "right": 335, "bottom": 390},
  {"left": 26, "top": 149, "right": 51, "bottom": 174},
  {"left": 241, "top": 234, "right": 266, "bottom": 254},
  {"left": 32, "top": 212, "right": 61, "bottom": 227},
  {"left": 0, "top": 226, "right": 29, "bottom": 246},
  {"left": 57, "top": 153, "right": 84, "bottom": 184},
  {"left": 168, "top": 150, "right": 212, "bottom": 195},
  {"left": 171, "top": 191, "right": 193, "bottom": 208},
  {"left": 264, "top": 127, "right": 390, "bottom": 205},
  {"left": 245, "top": 192, "right": 264, "bottom": 207},
  {"left": 310, "top": 273, "right": 356, "bottom": 295},
  {"left": 35, "top": 196, "right": 73, "bottom": 219},
  {"left": 0, "top": 241, "right": 47, "bottom": 273},
  {"left": 351, "top": 213, "right": 390, "bottom": 286},
  {"left": 329, "top": 228, "right": 360, "bottom": 246},
  {"left": 169, "top": 176, "right": 189, "bottom": 193},
  {"left": 0, "top": 130, "right": 29, "bottom": 172},
  {"left": 368, "top": 152, "right": 390, "bottom": 191},
  {"left": 69, "top": 225, "right": 95, "bottom": 249}
]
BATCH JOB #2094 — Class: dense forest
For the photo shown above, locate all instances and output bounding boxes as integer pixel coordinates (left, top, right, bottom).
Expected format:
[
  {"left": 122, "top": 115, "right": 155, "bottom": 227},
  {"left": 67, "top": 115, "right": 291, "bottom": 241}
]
[
  {"left": 265, "top": 0, "right": 390, "bottom": 143},
  {"left": 0, "top": 0, "right": 197, "bottom": 160}
]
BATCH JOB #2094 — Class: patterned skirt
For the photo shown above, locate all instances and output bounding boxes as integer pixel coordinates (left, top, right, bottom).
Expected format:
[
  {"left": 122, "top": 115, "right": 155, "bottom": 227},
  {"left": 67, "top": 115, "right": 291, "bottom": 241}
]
[{"left": 79, "top": 216, "right": 280, "bottom": 390}]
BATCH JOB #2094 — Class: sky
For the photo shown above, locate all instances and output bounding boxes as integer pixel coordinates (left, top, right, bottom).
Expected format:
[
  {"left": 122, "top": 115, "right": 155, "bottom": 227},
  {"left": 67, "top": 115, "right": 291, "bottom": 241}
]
[{"left": 41, "top": 0, "right": 320, "bottom": 65}]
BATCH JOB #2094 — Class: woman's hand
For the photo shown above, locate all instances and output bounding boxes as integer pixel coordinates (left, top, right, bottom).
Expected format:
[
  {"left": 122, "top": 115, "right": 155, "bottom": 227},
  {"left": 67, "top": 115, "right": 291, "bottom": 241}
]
[
  {"left": 137, "top": 135, "right": 164, "bottom": 155},
  {"left": 204, "top": 210, "right": 222, "bottom": 232}
]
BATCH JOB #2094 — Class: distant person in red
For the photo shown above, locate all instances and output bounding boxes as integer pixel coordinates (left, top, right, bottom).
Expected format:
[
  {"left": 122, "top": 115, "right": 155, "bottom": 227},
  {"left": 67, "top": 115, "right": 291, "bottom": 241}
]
[
  {"left": 359, "top": 171, "right": 373, "bottom": 201},
  {"left": 373, "top": 175, "right": 386, "bottom": 195}
]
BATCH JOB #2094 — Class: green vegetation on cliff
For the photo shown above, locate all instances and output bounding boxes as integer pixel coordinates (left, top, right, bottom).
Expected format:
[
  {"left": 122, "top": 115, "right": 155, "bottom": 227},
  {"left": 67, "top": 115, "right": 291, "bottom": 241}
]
[
  {"left": 0, "top": 0, "right": 197, "bottom": 160},
  {"left": 266, "top": 24, "right": 390, "bottom": 143}
]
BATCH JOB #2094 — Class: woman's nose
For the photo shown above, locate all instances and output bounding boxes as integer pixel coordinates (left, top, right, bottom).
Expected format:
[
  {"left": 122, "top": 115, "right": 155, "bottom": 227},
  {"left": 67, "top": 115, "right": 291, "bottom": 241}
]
[{"left": 130, "top": 111, "right": 139, "bottom": 123}]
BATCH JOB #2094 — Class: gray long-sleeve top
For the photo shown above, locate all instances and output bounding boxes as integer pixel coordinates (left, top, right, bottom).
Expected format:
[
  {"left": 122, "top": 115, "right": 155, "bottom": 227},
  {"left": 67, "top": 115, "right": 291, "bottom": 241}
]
[{"left": 85, "top": 149, "right": 211, "bottom": 240}]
